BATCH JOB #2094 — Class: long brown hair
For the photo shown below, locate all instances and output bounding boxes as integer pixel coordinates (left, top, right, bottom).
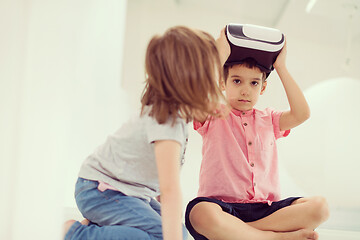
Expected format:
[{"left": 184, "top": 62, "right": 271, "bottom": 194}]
[{"left": 141, "top": 26, "right": 224, "bottom": 124}]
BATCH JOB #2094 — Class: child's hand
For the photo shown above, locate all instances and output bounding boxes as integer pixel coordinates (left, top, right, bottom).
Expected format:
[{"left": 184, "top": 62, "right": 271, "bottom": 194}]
[
  {"left": 273, "top": 38, "right": 287, "bottom": 70},
  {"left": 216, "top": 27, "right": 230, "bottom": 66}
]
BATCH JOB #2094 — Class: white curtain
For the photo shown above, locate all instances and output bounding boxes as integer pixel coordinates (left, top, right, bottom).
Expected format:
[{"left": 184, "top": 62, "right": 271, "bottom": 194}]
[{"left": 0, "top": 0, "right": 128, "bottom": 239}]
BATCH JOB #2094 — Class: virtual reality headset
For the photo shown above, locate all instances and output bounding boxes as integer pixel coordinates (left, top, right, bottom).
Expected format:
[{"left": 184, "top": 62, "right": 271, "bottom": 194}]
[{"left": 225, "top": 23, "right": 285, "bottom": 78}]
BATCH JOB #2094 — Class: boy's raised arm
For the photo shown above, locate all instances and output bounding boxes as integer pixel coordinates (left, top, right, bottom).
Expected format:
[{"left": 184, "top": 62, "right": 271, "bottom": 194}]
[
  {"left": 275, "top": 40, "right": 311, "bottom": 131},
  {"left": 193, "top": 27, "right": 230, "bottom": 125},
  {"left": 216, "top": 27, "right": 231, "bottom": 66}
]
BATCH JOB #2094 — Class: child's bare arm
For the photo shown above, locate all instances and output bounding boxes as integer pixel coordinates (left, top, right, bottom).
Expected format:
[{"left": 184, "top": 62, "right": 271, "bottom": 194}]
[
  {"left": 275, "top": 40, "right": 310, "bottom": 131},
  {"left": 154, "top": 140, "right": 183, "bottom": 240}
]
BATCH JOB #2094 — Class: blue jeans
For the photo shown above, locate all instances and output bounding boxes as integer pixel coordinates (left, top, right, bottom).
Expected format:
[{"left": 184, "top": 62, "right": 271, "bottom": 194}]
[{"left": 65, "top": 178, "right": 188, "bottom": 240}]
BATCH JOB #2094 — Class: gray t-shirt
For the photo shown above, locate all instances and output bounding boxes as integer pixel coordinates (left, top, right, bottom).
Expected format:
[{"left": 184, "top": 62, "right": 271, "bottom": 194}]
[{"left": 78, "top": 107, "right": 189, "bottom": 201}]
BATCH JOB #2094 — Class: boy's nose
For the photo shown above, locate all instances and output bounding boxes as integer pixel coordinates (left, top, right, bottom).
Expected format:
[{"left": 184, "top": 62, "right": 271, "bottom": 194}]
[{"left": 240, "top": 87, "right": 249, "bottom": 96}]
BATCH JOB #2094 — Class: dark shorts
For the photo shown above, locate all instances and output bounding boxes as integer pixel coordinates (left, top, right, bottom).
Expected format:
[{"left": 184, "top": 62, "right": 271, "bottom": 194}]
[{"left": 185, "top": 196, "right": 301, "bottom": 240}]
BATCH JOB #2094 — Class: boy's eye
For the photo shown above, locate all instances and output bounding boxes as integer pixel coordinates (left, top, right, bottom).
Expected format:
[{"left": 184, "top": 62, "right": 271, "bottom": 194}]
[
  {"left": 251, "top": 81, "right": 259, "bottom": 86},
  {"left": 233, "top": 79, "right": 241, "bottom": 84}
]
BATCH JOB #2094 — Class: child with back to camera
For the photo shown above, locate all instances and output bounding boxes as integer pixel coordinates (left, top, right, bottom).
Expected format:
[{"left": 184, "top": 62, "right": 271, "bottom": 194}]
[
  {"left": 185, "top": 32, "right": 329, "bottom": 240},
  {"left": 63, "top": 26, "right": 229, "bottom": 240}
]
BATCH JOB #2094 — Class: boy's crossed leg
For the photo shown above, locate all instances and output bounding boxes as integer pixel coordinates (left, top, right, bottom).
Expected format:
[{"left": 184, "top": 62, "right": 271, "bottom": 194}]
[
  {"left": 248, "top": 196, "right": 329, "bottom": 232},
  {"left": 188, "top": 196, "right": 329, "bottom": 240}
]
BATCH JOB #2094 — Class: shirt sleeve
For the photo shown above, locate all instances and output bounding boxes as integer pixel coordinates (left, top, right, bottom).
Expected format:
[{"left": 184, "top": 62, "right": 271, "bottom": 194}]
[
  {"left": 270, "top": 109, "right": 290, "bottom": 139},
  {"left": 146, "top": 116, "right": 186, "bottom": 146}
]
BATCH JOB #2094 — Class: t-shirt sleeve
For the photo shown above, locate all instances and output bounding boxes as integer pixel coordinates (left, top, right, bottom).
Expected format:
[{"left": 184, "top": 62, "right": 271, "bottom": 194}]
[
  {"left": 146, "top": 117, "right": 186, "bottom": 146},
  {"left": 269, "top": 109, "right": 290, "bottom": 139}
]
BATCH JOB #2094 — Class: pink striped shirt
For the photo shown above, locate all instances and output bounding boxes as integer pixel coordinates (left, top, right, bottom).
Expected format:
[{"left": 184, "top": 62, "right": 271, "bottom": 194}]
[{"left": 195, "top": 108, "right": 290, "bottom": 205}]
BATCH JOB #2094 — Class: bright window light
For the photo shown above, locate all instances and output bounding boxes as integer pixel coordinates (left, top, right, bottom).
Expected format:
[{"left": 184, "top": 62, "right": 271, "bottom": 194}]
[{"left": 306, "top": 0, "right": 317, "bottom": 13}]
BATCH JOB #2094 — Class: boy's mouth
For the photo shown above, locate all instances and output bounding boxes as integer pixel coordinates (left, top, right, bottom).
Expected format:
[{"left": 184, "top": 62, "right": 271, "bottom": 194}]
[{"left": 238, "top": 99, "right": 250, "bottom": 103}]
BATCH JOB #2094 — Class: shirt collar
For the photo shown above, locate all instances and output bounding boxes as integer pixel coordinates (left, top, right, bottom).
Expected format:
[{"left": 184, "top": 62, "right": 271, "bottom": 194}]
[{"left": 231, "top": 108, "right": 255, "bottom": 117}]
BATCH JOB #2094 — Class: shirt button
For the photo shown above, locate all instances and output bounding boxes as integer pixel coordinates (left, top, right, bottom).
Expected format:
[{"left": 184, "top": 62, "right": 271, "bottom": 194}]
[
  {"left": 242, "top": 112, "right": 245, "bottom": 115},
  {"left": 243, "top": 123, "right": 248, "bottom": 126},
  {"left": 248, "top": 141, "right": 252, "bottom": 146},
  {"left": 250, "top": 162, "right": 255, "bottom": 167},
  {"left": 254, "top": 182, "right": 257, "bottom": 187}
]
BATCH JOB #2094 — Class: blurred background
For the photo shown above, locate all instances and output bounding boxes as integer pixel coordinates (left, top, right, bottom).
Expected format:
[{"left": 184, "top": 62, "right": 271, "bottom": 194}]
[{"left": 1, "top": 0, "right": 359, "bottom": 239}]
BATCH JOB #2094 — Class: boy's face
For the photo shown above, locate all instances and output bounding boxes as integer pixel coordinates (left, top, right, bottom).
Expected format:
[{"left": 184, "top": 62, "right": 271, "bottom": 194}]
[{"left": 222, "top": 64, "right": 267, "bottom": 111}]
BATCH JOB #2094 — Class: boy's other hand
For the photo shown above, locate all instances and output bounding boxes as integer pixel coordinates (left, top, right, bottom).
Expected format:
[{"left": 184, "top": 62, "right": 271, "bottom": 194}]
[{"left": 216, "top": 27, "right": 230, "bottom": 66}]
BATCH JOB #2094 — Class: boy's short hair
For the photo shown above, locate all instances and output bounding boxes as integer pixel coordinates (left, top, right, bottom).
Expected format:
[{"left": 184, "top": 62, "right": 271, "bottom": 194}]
[{"left": 223, "top": 58, "right": 267, "bottom": 83}]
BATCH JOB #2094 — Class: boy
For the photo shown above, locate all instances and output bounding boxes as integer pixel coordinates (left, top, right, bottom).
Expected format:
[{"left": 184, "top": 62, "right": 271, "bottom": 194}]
[{"left": 185, "top": 38, "right": 329, "bottom": 240}]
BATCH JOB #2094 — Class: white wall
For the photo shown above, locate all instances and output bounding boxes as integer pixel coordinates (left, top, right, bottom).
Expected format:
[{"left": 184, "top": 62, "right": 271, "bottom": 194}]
[
  {"left": 0, "top": 0, "right": 27, "bottom": 238},
  {"left": 278, "top": 77, "right": 360, "bottom": 230},
  {"left": 0, "top": 1, "right": 128, "bottom": 239}
]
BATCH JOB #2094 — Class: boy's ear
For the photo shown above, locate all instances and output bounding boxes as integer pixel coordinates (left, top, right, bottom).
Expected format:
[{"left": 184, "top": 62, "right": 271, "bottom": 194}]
[
  {"left": 220, "top": 80, "right": 226, "bottom": 91},
  {"left": 260, "top": 81, "right": 267, "bottom": 95}
]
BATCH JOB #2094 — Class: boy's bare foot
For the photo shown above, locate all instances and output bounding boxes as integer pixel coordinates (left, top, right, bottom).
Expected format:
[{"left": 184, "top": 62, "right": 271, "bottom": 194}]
[{"left": 280, "top": 229, "right": 318, "bottom": 240}]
